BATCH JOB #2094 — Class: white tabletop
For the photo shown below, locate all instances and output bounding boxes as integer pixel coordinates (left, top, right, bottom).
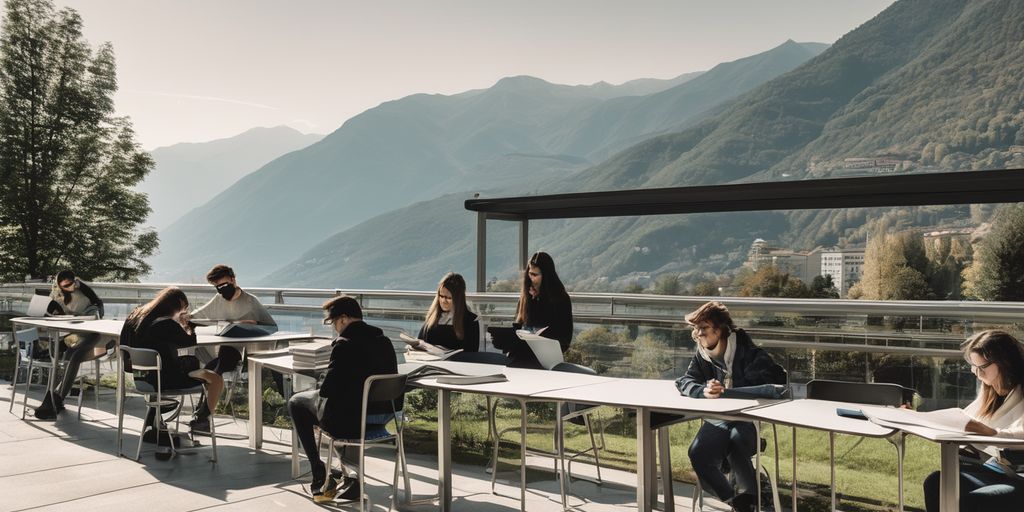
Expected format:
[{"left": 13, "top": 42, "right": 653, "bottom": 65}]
[
  {"left": 400, "top": 361, "right": 613, "bottom": 397},
  {"left": 858, "top": 404, "right": 1024, "bottom": 445},
  {"left": 11, "top": 317, "right": 123, "bottom": 337},
  {"left": 743, "top": 399, "right": 896, "bottom": 437},
  {"left": 532, "top": 378, "right": 763, "bottom": 414},
  {"left": 195, "top": 330, "right": 323, "bottom": 346}
]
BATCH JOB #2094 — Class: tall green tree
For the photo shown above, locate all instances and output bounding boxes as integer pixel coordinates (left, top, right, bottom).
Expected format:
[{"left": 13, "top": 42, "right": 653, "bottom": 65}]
[
  {"left": 0, "top": 0, "right": 155, "bottom": 281},
  {"left": 963, "top": 204, "right": 1024, "bottom": 301},
  {"left": 737, "top": 265, "right": 811, "bottom": 298},
  {"left": 852, "top": 229, "right": 934, "bottom": 300}
]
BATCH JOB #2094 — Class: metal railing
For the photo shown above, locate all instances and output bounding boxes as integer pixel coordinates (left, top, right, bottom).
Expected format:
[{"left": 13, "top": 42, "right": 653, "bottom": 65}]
[{"left": 4, "top": 281, "right": 1022, "bottom": 408}]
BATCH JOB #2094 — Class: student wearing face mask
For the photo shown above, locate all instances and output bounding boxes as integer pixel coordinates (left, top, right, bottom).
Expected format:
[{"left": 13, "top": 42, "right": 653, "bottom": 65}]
[
  {"left": 675, "top": 301, "right": 786, "bottom": 512},
  {"left": 188, "top": 264, "right": 277, "bottom": 432},
  {"left": 33, "top": 269, "right": 106, "bottom": 419},
  {"left": 922, "top": 330, "right": 1024, "bottom": 511},
  {"left": 413, "top": 272, "right": 480, "bottom": 352}
]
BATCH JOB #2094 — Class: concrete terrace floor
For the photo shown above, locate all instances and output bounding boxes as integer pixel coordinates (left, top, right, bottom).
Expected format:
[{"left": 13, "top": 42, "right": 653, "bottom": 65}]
[{"left": 0, "top": 381, "right": 714, "bottom": 512}]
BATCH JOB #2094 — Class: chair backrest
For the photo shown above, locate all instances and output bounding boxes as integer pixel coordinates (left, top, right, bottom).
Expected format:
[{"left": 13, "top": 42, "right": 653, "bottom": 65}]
[
  {"left": 806, "top": 379, "right": 904, "bottom": 407},
  {"left": 118, "top": 345, "right": 161, "bottom": 373},
  {"left": 364, "top": 374, "right": 408, "bottom": 405},
  {"left": 552, "top": 361, "right": 597, "bottom": 376},
  {"left": 14, "top": 328, "right": 38, "bottom": 357},
  {"left": 447, "top": 351, "right": 510, "bottom": 366}
]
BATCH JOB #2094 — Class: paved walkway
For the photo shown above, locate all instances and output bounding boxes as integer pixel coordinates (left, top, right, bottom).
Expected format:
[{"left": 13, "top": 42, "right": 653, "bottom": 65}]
[{"left": 1, "top": 381, "right": 715, "bottom": 511}]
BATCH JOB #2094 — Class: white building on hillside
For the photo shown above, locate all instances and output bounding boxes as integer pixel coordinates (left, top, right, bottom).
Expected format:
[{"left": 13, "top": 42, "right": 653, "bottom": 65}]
[{"left": 820, "top": 247, "right": 865, "bottom": 297}]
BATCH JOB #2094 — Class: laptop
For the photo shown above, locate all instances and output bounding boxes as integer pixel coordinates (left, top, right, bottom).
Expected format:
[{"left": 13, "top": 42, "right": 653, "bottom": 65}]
[{"left": 26, "top": 294, "right": 51, "bottom": 317}]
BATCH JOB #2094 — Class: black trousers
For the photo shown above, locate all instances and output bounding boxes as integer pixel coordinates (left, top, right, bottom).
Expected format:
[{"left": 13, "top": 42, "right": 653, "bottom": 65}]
[
  {"left": 289, "top": 389, "right": 330, "bottom": 479},
  {"left": 924, "top": 461, "right": 1024, "bottom": 511},
  {"left": 53, "top": 333, "right": 103, "bottom": 399}
]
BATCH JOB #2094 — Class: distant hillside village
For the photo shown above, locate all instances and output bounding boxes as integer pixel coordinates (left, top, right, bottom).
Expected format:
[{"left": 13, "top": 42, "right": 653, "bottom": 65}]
[{"left": 742, "top": 227, "right": 975, "bottom": 297}]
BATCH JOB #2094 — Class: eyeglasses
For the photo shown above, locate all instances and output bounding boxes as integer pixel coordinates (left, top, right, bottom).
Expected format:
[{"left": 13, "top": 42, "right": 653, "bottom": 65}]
[
  {"left": 692, "top": 323, "right": 714, "bottom": 335},
  {"left": 437, "top": 293, "right": 453, "bottom": 301},
  {"left": 322, "top": 317, "right": 334, "bottom": 325},
  {"left": 968, "top": 360, "right": 994, "bottom": 373}
]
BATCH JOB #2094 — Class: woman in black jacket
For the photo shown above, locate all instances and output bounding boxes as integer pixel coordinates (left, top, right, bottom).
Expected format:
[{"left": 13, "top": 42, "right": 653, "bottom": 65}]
[
  {"left": 415, "top": 272, "right": 480, "bottom": 352},
  {"left": 675, "top": 301, "right": 786, "bottom": 512},
  {"left": 122, "top": 288, "right": 224, "bottom": 433},
  {"left": 33, "top": 269, "right": 108, "bottom": 419},
  {"left": 288, "top": 295, "right": 400, "bottom": 503},
  {"left": 494, "top": 251, "right": 573, "bottom": 368}
]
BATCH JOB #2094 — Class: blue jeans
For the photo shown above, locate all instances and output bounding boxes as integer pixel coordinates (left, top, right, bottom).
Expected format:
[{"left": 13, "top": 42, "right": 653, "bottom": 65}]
[
  {"left": 688, "top": 420, "right": 758, "bottom": 502},
  {"left": 923, "top": 462, "right": 1024, "bottom": 512}
]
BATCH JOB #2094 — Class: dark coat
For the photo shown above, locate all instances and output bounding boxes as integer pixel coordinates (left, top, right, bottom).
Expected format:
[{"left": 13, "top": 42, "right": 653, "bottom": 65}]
[
  {"left": 319, "top": 320, "right": 401, "bottom": 439},
  {"left": 496, "top": 293, "right": 573, "bottom": 368},
  {"left": 121, "top": 315, "right": 200, "bottom": 390},
  {"left": 675, "top": 329, "right": 786, "bottom": 398},
  {"left": 417, "top": 310, "right": 480, "bottom": 352}
]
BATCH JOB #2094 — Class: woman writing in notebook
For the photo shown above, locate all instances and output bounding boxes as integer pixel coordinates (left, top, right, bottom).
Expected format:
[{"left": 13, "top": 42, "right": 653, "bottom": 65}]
[
  {"left": 413, "top": 272, "right": 480, "bottom": 352},
  {"left": 121, "top": 288, "right": 224, "bottom": 447},
  {"left": 923, "top": 329, "right": 1024, "bottom": 511},
  {"left": 495, "top": 251, "right": 573, "bottom": 368}
]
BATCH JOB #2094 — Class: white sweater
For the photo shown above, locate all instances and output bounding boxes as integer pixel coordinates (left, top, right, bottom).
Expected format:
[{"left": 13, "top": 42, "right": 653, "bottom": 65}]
[{"left": 964, "top": 384, "right": 1024, "bottom": 457}]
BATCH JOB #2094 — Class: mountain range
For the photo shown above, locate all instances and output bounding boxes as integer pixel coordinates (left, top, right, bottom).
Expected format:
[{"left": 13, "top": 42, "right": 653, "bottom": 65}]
[
  {"left": 139, "top": 126, "right": 323, "bottom": 229},
  {"left": 146, "top": 39, "right": 827, "bottom": 283},
  {"left": 263, "top": 0, "right": 1024, "bottom": 291}
]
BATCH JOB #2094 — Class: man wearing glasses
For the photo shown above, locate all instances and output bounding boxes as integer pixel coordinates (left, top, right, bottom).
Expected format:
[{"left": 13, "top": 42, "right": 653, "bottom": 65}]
[{"left": 188, "top": 264, "right": 277, "bottom": 432}]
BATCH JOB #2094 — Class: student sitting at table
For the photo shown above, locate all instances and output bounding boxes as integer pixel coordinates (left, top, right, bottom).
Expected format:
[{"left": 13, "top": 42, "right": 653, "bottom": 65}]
[
  {"left": 675, "top": 301, "right": 787, "bottom": 512},
  {"left": 121, "top": 287, "right": 223, "bottom": 451},
  {"left": 288, "top": 296, "right": 400, "bottom": 503},
  {"left": 494, "top": 251, "right": 573, "bottom": 368},
  {"left": 33, "top": 269, "right": 107, "bottom": 420},
  {"left": 923, "top": 330, "right": 1024, "bottom": 511},
  {"left": 188, "top": 264, "right": 277, "bottom": 432},
  {"left": 412, "top": 272, "right": 480, "bottom": 352}
]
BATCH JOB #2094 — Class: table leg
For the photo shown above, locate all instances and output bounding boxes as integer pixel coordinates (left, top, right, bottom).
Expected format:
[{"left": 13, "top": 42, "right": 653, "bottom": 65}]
[
  {"left": 636, "top": 408, "right": 654, "bottom": 512},
  {"left": 438, "top": 389, "right": 452, "bottom": 512},
  {"left": 46, "top": 329, "right": 61, "bottom": 408},
  {"left": 285, "top": 375, "right": 299, "bottom": 478},
  {"left": 519, "top": 399, "right": 527, "bottom": 512},
  {"left": 938, "top": 442, "right": 959, "bottom": 512},
  {"left": 556, "top": 401, "right": 567, "bottom": 509},
  {"left": 658, "top": 426, "right": 675, "bottom": 512},
  {"left": 247, "top": 358, "right": 262, "bottom": 449}
]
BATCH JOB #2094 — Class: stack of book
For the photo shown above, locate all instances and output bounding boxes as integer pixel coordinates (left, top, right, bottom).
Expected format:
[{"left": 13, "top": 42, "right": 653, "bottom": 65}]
[{"left": 290, "top": 341, "right": 333, "bottom": 369}]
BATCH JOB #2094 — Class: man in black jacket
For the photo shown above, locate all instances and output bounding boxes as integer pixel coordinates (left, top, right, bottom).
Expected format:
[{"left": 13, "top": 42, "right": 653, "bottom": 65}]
[
  {"left": 675, "top": 301, "right": 786, "bottom": 512},
  {"left": 288, "top": 296, "right": 400, "bottom": 504}
]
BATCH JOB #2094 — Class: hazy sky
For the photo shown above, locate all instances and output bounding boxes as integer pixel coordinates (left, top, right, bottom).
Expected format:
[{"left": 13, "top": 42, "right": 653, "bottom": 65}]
[{"left": 52, "top": 0, "right": 895, "bottom": 149}]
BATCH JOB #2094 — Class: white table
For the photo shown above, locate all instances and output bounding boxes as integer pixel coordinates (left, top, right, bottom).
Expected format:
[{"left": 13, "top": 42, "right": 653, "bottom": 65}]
[
  {"left": 743, "top": 399, "right": 898, "bottom": 512},
  {"left": 533, "top": 378, "right": 765, "bottom": 512},
  {"left": 859, "top": 405, "right": 1024, "bottom": 512},
  {"left": 10, "top": 317, "right": 123, "bottom": 417},
  {"left": 400, "top": 360, "right": 614, "bottom": 511}
]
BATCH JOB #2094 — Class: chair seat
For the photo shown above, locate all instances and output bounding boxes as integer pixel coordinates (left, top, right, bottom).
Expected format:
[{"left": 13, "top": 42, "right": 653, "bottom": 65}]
[{"left": 134, "top": 381, "right": 204, "bottom": 395}]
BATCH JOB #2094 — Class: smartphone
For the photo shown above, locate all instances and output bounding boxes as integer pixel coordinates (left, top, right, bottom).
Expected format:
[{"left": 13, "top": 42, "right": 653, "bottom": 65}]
[{"left": 836, "top": 408, "right": 868, "bottom": 420}]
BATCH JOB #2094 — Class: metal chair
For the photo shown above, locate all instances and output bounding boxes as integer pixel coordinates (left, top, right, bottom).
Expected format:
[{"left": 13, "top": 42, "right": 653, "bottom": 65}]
[
  {"left": 490, "top": 362, "right": 604, "bottom": 510},
  {"left": 8, "top": 328, "right": 45, "bottom": 418},
  {"left": 805, "top": 379, "right": 908, "bottom": 512},
  {"left": 115, "top": 346, "right": 217, "bottom": 463},
  {"left": 72, "top": 341, "right": 118, "bottom": 420},
  {"left": 318, "top": 374, "right": 408, "bottom": 511}
]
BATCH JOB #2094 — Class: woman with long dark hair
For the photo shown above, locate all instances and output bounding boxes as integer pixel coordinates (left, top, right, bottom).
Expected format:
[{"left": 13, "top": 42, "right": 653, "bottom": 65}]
[
  {"left": 495, "top": 251, "right": 573, "bottom": 368},
  {"left": 414, "top": 272, "right": 480, "bottom": 352},
  {"left": 923, "top": 330, "right": 1024, "bottom": 511},
  {"left": 122, "top": 287, "right": 224, "bottom": 434}
]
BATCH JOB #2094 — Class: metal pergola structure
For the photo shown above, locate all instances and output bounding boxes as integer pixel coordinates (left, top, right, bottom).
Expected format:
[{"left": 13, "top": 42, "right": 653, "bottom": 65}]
[{"left": 464, "top": 168, "right": 1024, "bottom": 291}]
